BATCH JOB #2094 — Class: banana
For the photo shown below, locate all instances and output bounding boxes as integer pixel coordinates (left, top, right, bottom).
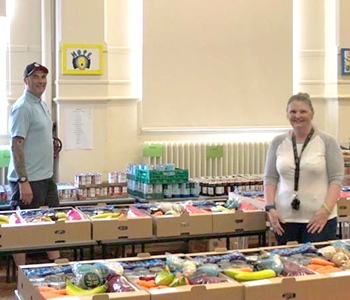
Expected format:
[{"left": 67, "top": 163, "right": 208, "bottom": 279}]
[
  {"left": 56, "top": 212, "right": 67, "bottom": 219},
  {"left": 233, "top": 269, "right": 276, "bottom": 281},
  {"left": 57, "top": 218, "right": 67, "bottom": 222},
  {"left": 41, "top": 216, "right": 53, "bottom": 222},
  {"left": 0, "top": 215, "right": 9, "bottom": 223},
  {"left": 91, "top": 212, "right": 121, "bottom": 219},
  {"left": 66, "top": 279, "right": 106, "bottom": 296}
]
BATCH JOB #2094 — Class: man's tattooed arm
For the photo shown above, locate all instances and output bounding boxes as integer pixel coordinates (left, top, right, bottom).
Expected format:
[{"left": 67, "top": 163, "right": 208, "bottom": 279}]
[{"left": 11, "top": 136, "right": 27, "bottom": 178}]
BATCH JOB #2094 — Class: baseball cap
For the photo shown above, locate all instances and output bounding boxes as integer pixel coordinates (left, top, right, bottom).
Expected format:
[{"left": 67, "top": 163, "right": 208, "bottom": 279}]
[{"left": 23, "top": 62, "right": 49, "bottom": 77}]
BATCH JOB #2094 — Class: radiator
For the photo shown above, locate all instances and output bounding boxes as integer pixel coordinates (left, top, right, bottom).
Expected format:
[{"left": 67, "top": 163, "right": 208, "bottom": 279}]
[{"left": 143, "top": 140, "right": 271, "bottom": 178}]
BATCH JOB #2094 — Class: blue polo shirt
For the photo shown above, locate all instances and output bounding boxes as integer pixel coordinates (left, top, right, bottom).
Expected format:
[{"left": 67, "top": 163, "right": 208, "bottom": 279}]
[{"left": 7, "top": 90, "right": 53, "bottom": 182}]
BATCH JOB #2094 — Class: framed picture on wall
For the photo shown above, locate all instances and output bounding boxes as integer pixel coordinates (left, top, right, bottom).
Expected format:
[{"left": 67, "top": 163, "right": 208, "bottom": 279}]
[
  {"left": 62, "top": 44, "right": 104, "bottom": 74},
  {"left": 341, "top": 48, "right": 350, "bottom": 75}
]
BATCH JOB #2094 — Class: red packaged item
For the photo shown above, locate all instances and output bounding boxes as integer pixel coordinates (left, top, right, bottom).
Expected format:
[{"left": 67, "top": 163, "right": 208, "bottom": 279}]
[
  {"left": 66, "top": 209, "right": 83, "bottom": 220},
  {"left": 185, "top": 205, "right": 207, "bottom": 214},
  {"left": 127, "top": 206, "right": 146, "bottom": 217},
  {"left": 238, "top": 201, "right": 258, "bottom": 211}
]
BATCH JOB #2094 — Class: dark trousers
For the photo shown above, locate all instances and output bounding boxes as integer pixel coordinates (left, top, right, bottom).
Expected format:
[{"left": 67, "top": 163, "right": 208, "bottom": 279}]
[
  {"left": 275, "top": 217, "right": 338, "bottom": 245},
  {"left": 10, "top": 177, "right": 59, "bottom": 209}
]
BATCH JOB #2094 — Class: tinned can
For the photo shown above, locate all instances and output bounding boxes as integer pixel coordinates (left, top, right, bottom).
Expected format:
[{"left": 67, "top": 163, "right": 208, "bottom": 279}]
[
  {"left": 215, "top": 183, "right": 225, "bottom": 196},
  {"left": 78, "top": 188, "right": 88, "bottom": 200},
  {"left": 95, "top": 187, "right": 101, "bottom": 198},
  {"left": 172, "top": 183, "right": 181, "bottom": 198},
  {"left": 115, "top": 186, "right": 122, "bottom": 196},
  {"left": 142, "top": 183, "right": 153, "bottom": 195},
  {"left": 102, "top": 187, "right": 108, "bottom": 197},
  {"left": 108, "top": 172, "right": 117, "bottom": 184},
  {"left": 118, "top": 172, "right": 127, "bottom": 183},
  {"left": 163, "top": 184, "right": 172, "bottom": 198},
  {"left": 93, "top": 173, "right": 102, "bottom": 185},
  {"left": 154, "top": 184, "right": 163, "bottom": 194},
  {"left": 88, "top": 187, "right": 95, "bottom": 198},
  {"left": 71, "top": 189, "right": 77, "bottom": 200},
  {"left": 122, "top": 186, "right": 128, "bottom": 195},
  {"left": 75, "top": 174, "right": 86, "bottom": 187},
  {"left": 108, "top": 186, "right": 114, "bottom": 197},
  {"left": 180, "top": 182, "right": 190, "bottom": 197}
]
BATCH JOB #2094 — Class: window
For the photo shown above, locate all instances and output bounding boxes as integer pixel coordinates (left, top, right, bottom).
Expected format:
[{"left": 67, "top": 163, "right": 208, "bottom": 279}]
[{"left": 0, "top": 1, "right": 10, "bottom": 136}]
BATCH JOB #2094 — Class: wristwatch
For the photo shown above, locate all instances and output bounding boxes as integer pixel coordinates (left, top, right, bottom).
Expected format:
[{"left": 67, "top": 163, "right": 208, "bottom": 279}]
[
  {"left": 265, "top": 204, "right": 276, "bottom": 212},
  {"left": 19, "top": 176, "right": 28, "bottom": 183}
]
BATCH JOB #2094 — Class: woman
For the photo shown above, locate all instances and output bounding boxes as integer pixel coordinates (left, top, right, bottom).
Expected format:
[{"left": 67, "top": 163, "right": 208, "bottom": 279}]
[{"left": 264, "top": 93, "right": 344, "bottom": 244}]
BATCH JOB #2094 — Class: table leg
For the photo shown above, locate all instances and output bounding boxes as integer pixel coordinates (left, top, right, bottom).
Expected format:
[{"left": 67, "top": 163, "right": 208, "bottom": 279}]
[
  {"left": 11, "top": 256, "right": 16, "bottom": 282},
  {"left": 6, "top": 255, "right": 10, "bottom": 283},
  {"left": 102, "top": 244, "right": 106, "bottom": 259},
  {"left": 339, "top": 222, "right": 343, "bottom": 239},
  {"left": 90, "top": 245, "right": 95, "bottom": 260}
]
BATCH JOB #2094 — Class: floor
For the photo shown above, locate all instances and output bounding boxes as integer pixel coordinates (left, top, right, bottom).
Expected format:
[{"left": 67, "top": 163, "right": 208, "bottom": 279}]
[{"left": 0, "top": 256, "right": 20, "bottom": 300}]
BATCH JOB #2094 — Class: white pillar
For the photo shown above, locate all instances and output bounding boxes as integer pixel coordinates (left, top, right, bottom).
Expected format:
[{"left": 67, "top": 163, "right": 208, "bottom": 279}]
[
  {"left": 41, "top": 0, "right": 53, "bottom": 112},
  {"left": 324, "top": 0, "right": 339, "bottom": 138}
]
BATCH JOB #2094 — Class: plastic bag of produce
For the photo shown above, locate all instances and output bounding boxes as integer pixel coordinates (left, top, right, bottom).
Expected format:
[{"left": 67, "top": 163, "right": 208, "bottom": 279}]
[
  {"left": 190, "top": 276, "right": 228, "bottom": 285},
  {"left": 280, "top": 260, "right": 315, "bottom": 276},
  {"left": 193, "top": 264, "right": 219, "bottom": 277},
  {"left": 166, "top": 253, "right": 185, "bottom": 273},
  {"left": 106, "top": 274, "right": 135, "bottom": 293},
  {"left": 255, "top": 252, "right": 283, "bottom": 275}
]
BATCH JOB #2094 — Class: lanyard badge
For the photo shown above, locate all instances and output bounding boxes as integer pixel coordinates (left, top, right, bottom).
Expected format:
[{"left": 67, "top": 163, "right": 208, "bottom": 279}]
[{"left": 291, "top": 128, "right": 314, "bottom": 211}]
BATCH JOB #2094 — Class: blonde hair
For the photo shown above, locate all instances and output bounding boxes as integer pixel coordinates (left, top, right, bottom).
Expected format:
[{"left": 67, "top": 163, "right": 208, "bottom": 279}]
[{"left": 287, "top": 93, "right": 314, "bottom": 113}]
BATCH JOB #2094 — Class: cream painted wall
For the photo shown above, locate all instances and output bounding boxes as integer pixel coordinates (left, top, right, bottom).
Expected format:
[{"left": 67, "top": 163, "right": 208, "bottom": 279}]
[
  {"left": 338, "top": 0, "right": 350, "bottom": 142},
  {"left": 7, "top": 0, "right": 42, "bottom": 102},
  {"left": 4, "top": 0, "right": 350, "bottom": 183}
]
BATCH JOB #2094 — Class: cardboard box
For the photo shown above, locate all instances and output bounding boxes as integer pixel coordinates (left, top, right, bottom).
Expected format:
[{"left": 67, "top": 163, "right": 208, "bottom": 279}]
[
  {"left": 0, "top": 208, "right": 91, "bottom": 248},
  {"left": 92, "top": 216, "right": 153, "bottom": 240},
  {"left": 146, "top": 280, "right": 243, "bottom": 300},
  {"left": 212, "top": 210, "right": 267, "bottom": 233},
  {"left": 188, "top": 238, "right": 227, "bottom": 253},
  {"left": 242, "top": 275, "right": 336, "bottom": 300},
  {"left": 112, "top": 254, "right": 243, "bottom": 300},
  {"left": 187, "top": 245, "right": 349, "bottom": 300},
  {"left": 324, "top": 271, "right": 350, "bottom": 300},
  {"left": 78, "top": 206, "right": 153, "bottom": 241},
  {"left": 17, "top": 261, "right": 150, "bottom": 300},
  {"left": 337, "top": 197, "right": 350, "bottom": 217},
  {"left": 152, "top": 212, "right": 212, "bottom": 237}
]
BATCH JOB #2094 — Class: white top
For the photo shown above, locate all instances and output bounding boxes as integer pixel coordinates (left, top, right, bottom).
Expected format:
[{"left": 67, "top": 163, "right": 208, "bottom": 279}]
[{"left": 264, "top": 130, "right": 344, "bottom": 223}]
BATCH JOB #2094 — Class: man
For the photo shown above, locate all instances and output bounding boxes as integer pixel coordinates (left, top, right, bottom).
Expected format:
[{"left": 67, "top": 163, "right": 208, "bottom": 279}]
[{"left": 8, "top": 62, "right": 60, "bottom": 264}]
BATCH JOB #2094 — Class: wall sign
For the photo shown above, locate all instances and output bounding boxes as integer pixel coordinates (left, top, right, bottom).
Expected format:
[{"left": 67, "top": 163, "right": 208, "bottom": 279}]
[
  {"left": 62, "top": 44, "right": 103, "bottom": 74},
  {"left": 341, "top": 48, "right": 350, "bottom": 75},
  {"left": 143, "top": 144, "right": 163, "bottom": 157},
  {"left": 206, "top": 145, "right": 224, "bottom": 158}
]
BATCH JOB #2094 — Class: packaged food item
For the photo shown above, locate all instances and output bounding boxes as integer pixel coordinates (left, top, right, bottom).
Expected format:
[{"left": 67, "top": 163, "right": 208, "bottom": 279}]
[{"left": 71, "top": 263, "right": 104, "bottom": 289}]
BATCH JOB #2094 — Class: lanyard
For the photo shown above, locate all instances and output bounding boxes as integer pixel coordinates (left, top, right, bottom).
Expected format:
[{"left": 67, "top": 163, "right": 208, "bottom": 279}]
[{"left": 292, "top": 128, "right": 314, "bottom": 193}]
